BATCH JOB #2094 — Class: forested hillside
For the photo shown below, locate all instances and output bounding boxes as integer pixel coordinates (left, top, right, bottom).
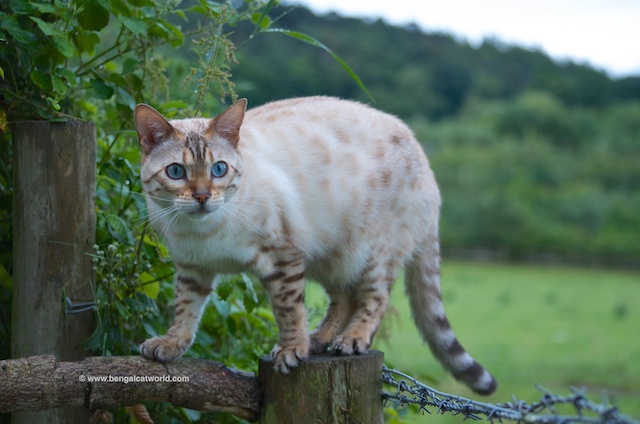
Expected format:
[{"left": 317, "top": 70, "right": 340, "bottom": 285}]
[{"left": 227, "top": 6, "right": 640, "bottom": 265}]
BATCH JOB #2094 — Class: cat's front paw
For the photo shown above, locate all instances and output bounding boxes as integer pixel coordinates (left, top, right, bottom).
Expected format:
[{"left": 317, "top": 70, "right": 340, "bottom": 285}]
[
  {"left": 328, "top": 335, "right": 369, "bottom": 356},
  {"left": 140, "top": 335, "right": 190, "bottom": 363},
  {"left": 271, "top": 342, "right": 310, "bottom": 373}
]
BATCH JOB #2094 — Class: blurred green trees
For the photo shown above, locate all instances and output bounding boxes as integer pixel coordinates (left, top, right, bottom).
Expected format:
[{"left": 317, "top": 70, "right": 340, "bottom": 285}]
[
  {"left": 413, "top": 94, "right": 640, "bottom": 262},
  {"left": 228, "top": 6, "right": 640, "bottom": 265}
]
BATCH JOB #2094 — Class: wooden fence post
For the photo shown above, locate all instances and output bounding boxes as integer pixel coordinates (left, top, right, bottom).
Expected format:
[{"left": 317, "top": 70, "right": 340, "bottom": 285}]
[
  {"left": 11, "top": 120, "right": 96, "bottom": 424},
  {"left": 259, "top": 350, "right": 384, "bottom": 424}
]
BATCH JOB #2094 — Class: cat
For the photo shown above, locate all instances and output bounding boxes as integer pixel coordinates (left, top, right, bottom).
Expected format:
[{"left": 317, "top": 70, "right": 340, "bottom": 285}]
[{"left": 134, "top": 96, "right": 497, "bottom": 395}]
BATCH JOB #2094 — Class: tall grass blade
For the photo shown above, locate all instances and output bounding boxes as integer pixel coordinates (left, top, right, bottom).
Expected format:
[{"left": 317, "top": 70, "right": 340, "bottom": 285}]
[{"left": 264, "top": 28, "right": 375, "bottom": 104}]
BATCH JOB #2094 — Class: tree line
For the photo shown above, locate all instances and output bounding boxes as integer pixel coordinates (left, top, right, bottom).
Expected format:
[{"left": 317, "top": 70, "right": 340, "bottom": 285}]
[{"left": 222, "top": 6, "right": 640, "bottom": 265}]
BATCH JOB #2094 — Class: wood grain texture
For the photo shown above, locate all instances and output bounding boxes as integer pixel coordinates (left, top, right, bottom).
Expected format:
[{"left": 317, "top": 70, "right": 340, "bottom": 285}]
[
  {"left": 11, "top": 121, "right": 97, "bottom": 423},
  {"left": 0, "top": 354, "right": 261, "bottom": 421},
  {"left": 259, "top": 350, "right": 384, "bottom": 424}
]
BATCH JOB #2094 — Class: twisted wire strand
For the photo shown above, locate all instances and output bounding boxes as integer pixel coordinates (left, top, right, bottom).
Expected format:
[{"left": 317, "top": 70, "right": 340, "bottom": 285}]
[{"left": 382, "top": 366, "right": 639, "bottom": 424}]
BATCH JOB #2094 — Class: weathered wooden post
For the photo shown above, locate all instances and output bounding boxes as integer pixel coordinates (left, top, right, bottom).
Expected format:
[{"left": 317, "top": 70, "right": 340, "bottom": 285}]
[
  {"left": 259, "top": 350, "right": 384, "bottom": 423},
  {"left": 11, "top": 121, "right": 96, "bottom": 423}
]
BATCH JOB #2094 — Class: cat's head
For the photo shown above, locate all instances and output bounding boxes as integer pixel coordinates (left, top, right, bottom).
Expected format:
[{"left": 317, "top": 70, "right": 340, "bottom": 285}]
[{"left": 134, "top": 99, "right": 247, "bottom": 219}]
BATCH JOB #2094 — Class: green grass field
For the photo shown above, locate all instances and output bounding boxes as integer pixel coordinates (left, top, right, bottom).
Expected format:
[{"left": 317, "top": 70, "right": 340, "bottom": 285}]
[{"left": 306, "top": 260, "right": 640, "bottom": 423}]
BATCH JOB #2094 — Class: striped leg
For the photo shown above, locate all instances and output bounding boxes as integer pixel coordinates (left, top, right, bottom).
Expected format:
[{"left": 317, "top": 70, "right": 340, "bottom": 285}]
[
  {"left": 310, "top": 288, "right": 356, "bottom": 353},
  {"left": 329, "top": 259, "right": 395, "bottom": 355},
  {"left": 140, "top": 274, "right": 212, "bottom": 362},
  {"left": 262, "top": 260, "right": 309, "bottom": 373}
]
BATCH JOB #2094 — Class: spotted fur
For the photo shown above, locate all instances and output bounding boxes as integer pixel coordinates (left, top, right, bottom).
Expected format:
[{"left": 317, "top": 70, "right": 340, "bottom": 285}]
[{"left": 134, "top": 96, "right": 497, "bottom": 395}]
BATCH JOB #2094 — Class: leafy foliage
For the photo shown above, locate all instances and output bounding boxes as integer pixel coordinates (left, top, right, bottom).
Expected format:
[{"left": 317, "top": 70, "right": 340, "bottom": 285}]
[
  {"left": 1, "top": 0, "right": 179, "bottom": 121},
  {"left": 415, "top": 94, "right": 640, "bottom": 263}
]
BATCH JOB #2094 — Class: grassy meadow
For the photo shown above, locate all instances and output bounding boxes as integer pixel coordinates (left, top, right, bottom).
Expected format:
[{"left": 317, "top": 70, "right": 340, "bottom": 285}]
[{"left": 306, "top": 260, "right": 640, "bottom": 423}]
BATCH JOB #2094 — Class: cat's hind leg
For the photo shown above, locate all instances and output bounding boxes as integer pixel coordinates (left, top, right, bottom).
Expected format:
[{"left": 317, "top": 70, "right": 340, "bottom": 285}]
[
  {"left": 328, "top": 258, "right": 396, "bottom": 355},
  {"left": 140, "top": 274, "right": 212, "bottom": 362},
  {"left": 309, "top": 288, "right": 356, "bottom": 354}
]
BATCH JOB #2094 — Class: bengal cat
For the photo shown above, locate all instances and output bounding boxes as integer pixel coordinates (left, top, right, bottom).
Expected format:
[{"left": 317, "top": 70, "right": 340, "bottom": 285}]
[{"left": 134, "top": 97, "right": 497, "bottom": 395}]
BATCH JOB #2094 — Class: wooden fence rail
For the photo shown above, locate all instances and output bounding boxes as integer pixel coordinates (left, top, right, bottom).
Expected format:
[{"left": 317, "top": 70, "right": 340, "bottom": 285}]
[{"left": 0, "top": 351, "right": 384, "bottom": 423}]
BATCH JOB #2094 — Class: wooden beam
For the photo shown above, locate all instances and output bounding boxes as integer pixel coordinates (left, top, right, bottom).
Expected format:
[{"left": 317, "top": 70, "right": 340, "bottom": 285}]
[
  {"left": 0, "top": 354, "right": 261, "bottom": 422},
  {"left": 11, "top": 120, "right": 96, "bottom": 423}
]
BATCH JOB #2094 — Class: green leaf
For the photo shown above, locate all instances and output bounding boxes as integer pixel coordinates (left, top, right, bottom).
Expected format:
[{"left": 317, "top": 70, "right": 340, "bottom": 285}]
[
  {"left": 0, "top": 12, "right": 36, "bottom": 44},
  {"left": 264, "top": 28, "right": 375, "bottom": 104},
  {"left": 77, "top": 0, "right": 110, "bottom": 31},
  {"left": 30, "top": 70, "right": 52, "bottom": 91},
  {"left": 94, "top": 0, "right": 112, "bottom": 11},
  {"left": 185, "top": 5, "right": 207, "bottom": 15},
  {"left": 158, "top": 19, "right": 184, "bottom": 47},
  {"left": 147, "top": 20, "right": 184, "bottom": 47},
  {"left": 30, "top": 16, "right": 57, "bottom": 37},
  {"left": 74, "top": 30, "right": 100, "bottom": 53},
  {"left": 143, "top": 234, "right": 169, "bottom": 257},
  {"left": 126, "top": 0, "right": 156, "bottom": 7},
  {"left": 211, "top": 295, "right": 230, "bottom": 318},
  {"left": 250, "top": 0, "right": 278, "bottom": 36},
  {"left": 115, "top": 301, "right": 130, "bottom": 319},
  {"left": 29, "top": 3, "right": 58, "bottom": 14},
  {"left": 56, "top": 68, "right": 77, "bottom": 87},
  {"left": 92, "top": 79, "right": 115, "bottom": 100},
  {"left": 110, "top": 0, "right": 132, "bottom": 17},
  {"left": 118, "top": 16, "right": 147, "bottom": 35},
  {"left": 139, "top": 272, "right": 160, "bottom": 299},
  {"left": 122, "top": 58, "right": 139, "bottom": 75},
  {"left": 53, "top": 37, "right": 75, "bottom": 58},
  {"left": 105, "top": 213, "right": 134, "bottom": 244},
  {"left": 0, "top": 66, "right": 4, "bottom": 80},
  {"left": 251, "top": 13, "right": 271, "bottom": 29},
  {"left": 113, "top": 86, "right": 136, "bottom": 109},
  {"left": 51, "top": 75, "right": 68, "bottom": 96},
  {"left": 181, "top": 409, "right": 201, "bottom": 421},
  {"left": 216, "top": 277, "right": 234, "bottom": 301},
  {"left": 141, "top": 320, "right": 159, "bottom": 337},
  {"left": 194, "top": 0, "right": 223, "bottom": 16},
  {"left": 240, "top": 274, "right": 259, "bottom": 313}
]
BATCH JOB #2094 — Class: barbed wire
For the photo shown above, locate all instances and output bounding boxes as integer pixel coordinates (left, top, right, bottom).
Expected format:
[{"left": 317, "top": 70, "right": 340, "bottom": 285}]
[{"left": 382, "top": 366, "right": 639, "bottom": 424}]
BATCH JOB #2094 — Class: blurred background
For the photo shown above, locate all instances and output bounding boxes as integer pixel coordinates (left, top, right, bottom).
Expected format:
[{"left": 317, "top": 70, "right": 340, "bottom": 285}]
[{"left": 226, "top": 1, "right": 640, "bottom": 266}]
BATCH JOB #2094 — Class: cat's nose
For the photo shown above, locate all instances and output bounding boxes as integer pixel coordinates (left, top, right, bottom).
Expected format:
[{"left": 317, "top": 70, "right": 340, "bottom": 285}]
[{"left": 192, "top": 191, "right": 211, "bottom": 204}]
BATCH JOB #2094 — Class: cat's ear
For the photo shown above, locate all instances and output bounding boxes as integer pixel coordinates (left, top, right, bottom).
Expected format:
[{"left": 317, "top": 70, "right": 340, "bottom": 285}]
[
  {"left": 209, "top": 98, "right": 247, "bottom": 148},
  {"left": 135, "top": 104, "right": 176, "bottom": 154}
]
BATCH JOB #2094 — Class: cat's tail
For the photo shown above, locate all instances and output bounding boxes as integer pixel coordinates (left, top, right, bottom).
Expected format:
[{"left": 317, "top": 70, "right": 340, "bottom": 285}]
[{"left": 404, "top": 233, "right": 498, "bottom": 395}]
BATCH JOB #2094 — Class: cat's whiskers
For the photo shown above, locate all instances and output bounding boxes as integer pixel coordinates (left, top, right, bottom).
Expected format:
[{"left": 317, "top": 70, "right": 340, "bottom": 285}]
[
  {"left": 220, "top": 202, "right": 269, "bottom": 239},
  {"left": 136, "top": 204, "right": 182, "bottom": 238},
  {"left": 158, "top": 206, "right": 184, "bottom": 239},
  {"left": 225, "top": 194, "right": 270, "bottom": 208},
  {"left": 220, "top": 208, "right": 242, "bottom": 241},
  {"left": 105, "top": 186, "right": 175, "bottom": 233}
]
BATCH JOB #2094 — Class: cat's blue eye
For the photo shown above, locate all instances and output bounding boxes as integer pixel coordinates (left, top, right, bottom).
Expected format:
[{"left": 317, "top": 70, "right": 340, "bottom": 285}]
[
  {"left": 211, "top": 161, "right": 228, "bottom": 178},
  {"left": 166, "top": 163, "right": 185, "bottom": 180}
]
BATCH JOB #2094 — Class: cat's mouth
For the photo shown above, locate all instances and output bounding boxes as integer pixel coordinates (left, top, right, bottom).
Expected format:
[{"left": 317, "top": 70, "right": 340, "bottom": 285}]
[{"left": 186, "top": 203, "right": 220, "bottom": 218}]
